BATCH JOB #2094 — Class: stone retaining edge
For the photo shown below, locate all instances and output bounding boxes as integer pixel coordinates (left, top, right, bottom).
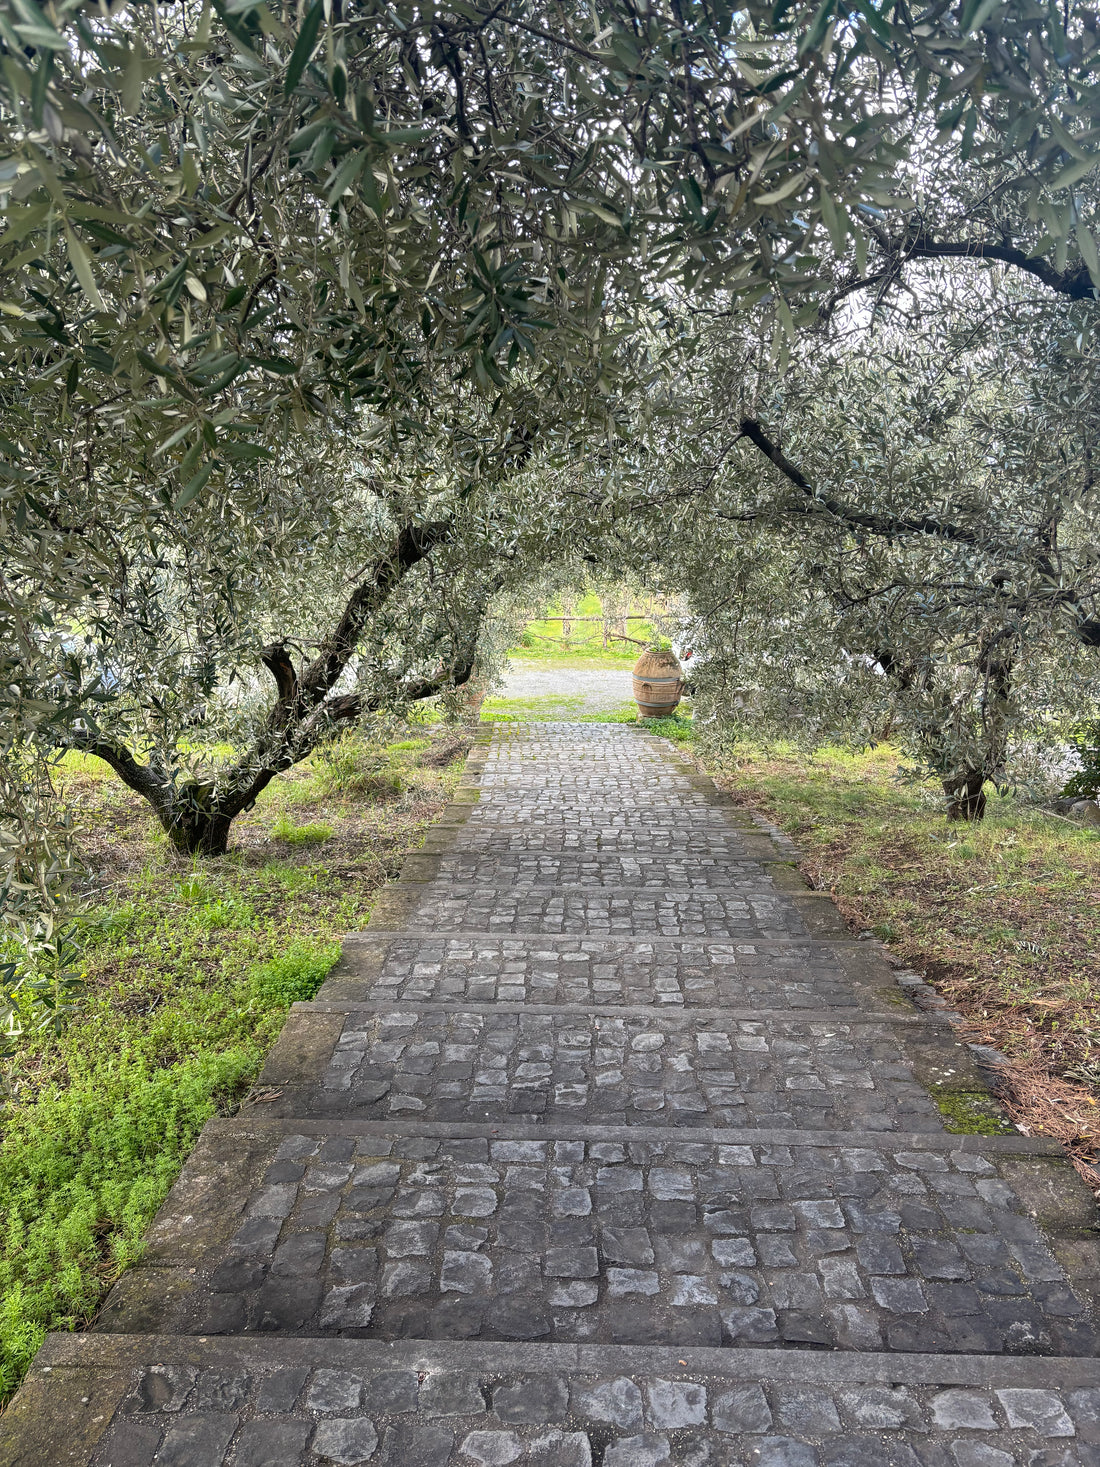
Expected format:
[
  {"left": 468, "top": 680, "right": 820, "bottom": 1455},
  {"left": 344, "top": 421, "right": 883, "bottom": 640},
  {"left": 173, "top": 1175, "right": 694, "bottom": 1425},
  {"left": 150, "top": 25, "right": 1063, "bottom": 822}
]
[
  {"left": 216, "top": 1113, "right": 1064, "bottom": 1154},
  {"left": 31, "top": 1332, "right": 1100, "bottom": 1388}
]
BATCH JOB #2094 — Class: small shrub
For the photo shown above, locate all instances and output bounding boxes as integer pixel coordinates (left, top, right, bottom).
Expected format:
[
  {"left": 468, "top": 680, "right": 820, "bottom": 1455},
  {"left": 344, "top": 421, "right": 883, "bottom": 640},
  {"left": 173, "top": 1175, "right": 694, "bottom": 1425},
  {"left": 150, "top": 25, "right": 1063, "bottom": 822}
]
[
  {"left": 271, "top": 815, "right": 334, "bottom": 845},
  {"left": 1062, "top": 719, "right": 1100, "bottom": 800}
]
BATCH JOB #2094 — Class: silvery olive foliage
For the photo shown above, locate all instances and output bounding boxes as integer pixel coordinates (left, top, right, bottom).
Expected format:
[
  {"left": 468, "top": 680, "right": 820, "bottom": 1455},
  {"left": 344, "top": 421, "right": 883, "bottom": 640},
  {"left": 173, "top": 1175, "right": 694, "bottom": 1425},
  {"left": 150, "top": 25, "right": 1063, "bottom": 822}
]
[
  {"left": 619, "top": 274, "right": 1100, "bottom": 813},
  {"left": 3, "top": 0, "right": 1100, "bottom": 1010}
]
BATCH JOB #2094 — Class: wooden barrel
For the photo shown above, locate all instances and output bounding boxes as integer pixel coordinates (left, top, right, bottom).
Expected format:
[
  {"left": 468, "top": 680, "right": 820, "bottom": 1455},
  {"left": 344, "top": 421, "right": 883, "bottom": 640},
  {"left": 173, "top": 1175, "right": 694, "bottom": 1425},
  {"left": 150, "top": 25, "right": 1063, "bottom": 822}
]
[{"left": 632, "top": 648, "right": 685, "bottom": 718}]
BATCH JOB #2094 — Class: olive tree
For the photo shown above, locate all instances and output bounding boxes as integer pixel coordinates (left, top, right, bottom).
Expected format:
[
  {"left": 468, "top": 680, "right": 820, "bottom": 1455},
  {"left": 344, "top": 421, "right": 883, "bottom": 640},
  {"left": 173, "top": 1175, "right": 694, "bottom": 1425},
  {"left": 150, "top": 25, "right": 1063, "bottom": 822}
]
[
  {"left": 51, "top": 390, "right": 566, "bottom": 854},
  {"left": 610, "top": 278, "right": 1100, "bottom": 814},
  {"left": 4, "top": 0, "right": 1100, "bottom": 966}
]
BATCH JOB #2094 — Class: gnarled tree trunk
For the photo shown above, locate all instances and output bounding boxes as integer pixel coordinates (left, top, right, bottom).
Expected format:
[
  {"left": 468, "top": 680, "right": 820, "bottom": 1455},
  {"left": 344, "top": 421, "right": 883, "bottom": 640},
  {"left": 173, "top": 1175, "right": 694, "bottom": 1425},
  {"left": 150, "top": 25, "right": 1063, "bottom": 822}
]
[
  {"left": 159, "top": 808, "right": 236, "bottom": 857},
  {"left": 942, "top": 771, "right": 988, "bottom": 822}
]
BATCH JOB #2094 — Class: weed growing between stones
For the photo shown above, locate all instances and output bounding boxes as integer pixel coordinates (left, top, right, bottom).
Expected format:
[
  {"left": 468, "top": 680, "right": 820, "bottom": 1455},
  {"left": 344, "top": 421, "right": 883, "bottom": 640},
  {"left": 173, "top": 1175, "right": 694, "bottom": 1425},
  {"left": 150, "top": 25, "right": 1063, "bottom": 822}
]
[{"left": 931, "top": 1089, "right": 1016, "bottom": 1136}]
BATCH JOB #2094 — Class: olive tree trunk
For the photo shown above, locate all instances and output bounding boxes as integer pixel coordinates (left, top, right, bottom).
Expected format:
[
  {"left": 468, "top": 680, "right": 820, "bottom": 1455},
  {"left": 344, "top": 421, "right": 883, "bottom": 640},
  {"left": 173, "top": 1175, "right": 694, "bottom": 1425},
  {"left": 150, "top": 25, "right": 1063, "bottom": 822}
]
[
  {"left": 942, "top": 771, "right": 988, "bottom": 822},
  {"left": 69, "top": 521, "right": 491, "bottom": 857}
]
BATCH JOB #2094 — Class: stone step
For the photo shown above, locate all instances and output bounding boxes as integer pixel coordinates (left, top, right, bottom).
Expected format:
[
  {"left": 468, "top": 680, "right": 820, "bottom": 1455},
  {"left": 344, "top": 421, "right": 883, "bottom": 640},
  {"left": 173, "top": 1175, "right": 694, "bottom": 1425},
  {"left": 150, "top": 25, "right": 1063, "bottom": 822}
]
[
  {"left": 319, "top": 931, "right": 875, "bottom": 1012},
  {"left": 252, "top": 1002, "right": 959, "bottom": 1134},
  {"left": 428, "top": 824, "right": 792, "bottom": 863},
  {"left": 6, "top": 1332, "right": 1099, "bottom": 1467},
  {"left": 441, "top": 811, "right": 798, "bottom": 861},
  {"left": 422, "top": 828, "right": 782, "bottom": 854},
  {"left": 473, "top": 778, "right": 700, "bottom": 791},
  {"left": 395, "top": 851, "right": 817, "bottom": 893},
  {"left": 366, "top": 884, "right": 828, "bottom": 942},
  {"left": 92, "top": 1116, "right": 1100, "bottom": 1357},
  {"left": 456, "top": 791, "right": 742, "bottom": 811}
]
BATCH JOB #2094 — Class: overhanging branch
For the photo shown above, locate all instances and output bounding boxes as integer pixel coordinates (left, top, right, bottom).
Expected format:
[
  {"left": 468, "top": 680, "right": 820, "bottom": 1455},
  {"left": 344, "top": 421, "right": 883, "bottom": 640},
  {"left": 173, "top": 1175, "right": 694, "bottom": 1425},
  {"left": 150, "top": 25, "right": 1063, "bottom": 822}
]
[
  {"left": 901, "top": 235, "right": 1095, "bottom": 302},
  {"left": 66, "top": 729, "right": 167, "bottom": 809},
  {"left": 739, "top": 419, "right": 1100, "bottom": 650},
  {"left": 738, "top": 418, "right": 988, "bottom": 550},
  {"left": 826, "top": 232, "right": 1095, "bottom": 308}
]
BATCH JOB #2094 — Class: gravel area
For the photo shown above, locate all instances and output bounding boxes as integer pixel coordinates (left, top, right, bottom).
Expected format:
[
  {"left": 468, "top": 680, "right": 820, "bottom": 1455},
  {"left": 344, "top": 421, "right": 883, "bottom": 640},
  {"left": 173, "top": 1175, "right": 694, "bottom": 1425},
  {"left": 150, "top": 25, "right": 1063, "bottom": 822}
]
[{"left": 493, "top": 659, "right": 635, "bottom": 712}]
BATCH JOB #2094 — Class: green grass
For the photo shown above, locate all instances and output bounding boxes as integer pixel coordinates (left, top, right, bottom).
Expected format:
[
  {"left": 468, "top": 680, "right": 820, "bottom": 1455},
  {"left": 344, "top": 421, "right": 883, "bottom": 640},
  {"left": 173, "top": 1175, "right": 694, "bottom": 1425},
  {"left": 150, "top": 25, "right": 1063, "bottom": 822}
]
[
  {"left": 247, "top": 940, "right": 340, "bottom": 1006},
  {"left": 507, "top": 590, "right": 664, "bottom": 662},
  {"left": 699, "top": 736, "right": 1100, "bottom": 1157},
  {"left": 271, "top": 815, "right": 335, "bottom": 845},
  {"left": 0, "top": 935, "right": 338, "bottom": 1397},
  {"left": 582, "top": 709, "right": 697, "bottom": 741},
  {"left": 482, "top": 693, "right": 589, "bottom": 721},
  {"left": 509, "top": 631, "right": 646, "bottom": 662},
  {"left": 0, "top": 723, "right": 472, "bottom": 1404}
]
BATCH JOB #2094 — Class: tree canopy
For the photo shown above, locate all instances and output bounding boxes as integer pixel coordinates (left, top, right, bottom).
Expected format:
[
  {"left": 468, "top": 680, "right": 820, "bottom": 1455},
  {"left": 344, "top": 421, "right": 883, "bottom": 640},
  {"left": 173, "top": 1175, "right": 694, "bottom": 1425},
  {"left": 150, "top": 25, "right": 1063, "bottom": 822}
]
[{"left": 3, "top": 0, "right": 1100, "bottom": 1022}]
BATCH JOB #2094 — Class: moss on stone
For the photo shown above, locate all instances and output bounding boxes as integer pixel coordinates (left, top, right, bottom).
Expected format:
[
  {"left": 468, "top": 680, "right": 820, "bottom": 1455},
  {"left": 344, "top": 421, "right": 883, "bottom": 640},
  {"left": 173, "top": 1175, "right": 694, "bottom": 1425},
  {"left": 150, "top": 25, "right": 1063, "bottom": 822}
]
[
  {"left": 932, "top": 1088, "right": 1015, "bottom": 1135},
  {"left": 878, "top": 985, "right": 915, "bottom": 1009}
]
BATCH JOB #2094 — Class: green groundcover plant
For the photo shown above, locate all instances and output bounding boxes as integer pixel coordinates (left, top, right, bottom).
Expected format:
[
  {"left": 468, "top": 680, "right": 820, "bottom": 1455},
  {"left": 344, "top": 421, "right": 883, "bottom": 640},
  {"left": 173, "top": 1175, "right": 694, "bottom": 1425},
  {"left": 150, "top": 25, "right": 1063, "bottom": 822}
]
[{"left": 0, "top": 939, "right": 337, "bottom": 1398}]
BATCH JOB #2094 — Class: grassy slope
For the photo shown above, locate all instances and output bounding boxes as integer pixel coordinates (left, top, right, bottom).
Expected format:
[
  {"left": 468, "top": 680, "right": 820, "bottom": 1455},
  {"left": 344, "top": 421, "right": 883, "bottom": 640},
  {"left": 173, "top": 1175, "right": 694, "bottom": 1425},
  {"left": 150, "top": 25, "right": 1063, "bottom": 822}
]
[
  {"left": 696, "top": 739, "right": 1100, "bottom": 1178},
  {"left": 510, "top": 591, "right": 656, "bottom": 661},
  {"left": 0, "top": 723, "right": 471, "bottom": 1402}
]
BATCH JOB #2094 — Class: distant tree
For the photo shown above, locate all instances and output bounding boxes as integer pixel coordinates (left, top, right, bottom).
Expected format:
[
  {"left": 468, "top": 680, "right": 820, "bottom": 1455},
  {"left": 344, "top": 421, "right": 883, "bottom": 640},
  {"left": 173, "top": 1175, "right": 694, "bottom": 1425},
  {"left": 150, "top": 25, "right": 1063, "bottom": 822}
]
[{"left": 612, "top": 281, "right": 1100, "bottom": 814}]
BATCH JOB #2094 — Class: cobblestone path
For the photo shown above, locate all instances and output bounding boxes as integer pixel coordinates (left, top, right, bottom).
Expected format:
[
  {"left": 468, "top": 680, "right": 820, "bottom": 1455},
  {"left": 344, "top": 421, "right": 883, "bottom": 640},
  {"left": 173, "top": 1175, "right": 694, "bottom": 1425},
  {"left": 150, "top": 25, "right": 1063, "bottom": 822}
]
[{"left": 3, "top": 724, "right": 1099, "bottom": 1465}]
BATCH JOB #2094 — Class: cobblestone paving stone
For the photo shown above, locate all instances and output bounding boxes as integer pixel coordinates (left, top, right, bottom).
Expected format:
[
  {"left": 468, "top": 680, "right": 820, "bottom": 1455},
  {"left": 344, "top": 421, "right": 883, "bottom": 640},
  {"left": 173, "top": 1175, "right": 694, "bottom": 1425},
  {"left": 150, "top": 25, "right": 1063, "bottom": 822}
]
[
  {"left": 399, "top": 884, "right": 808, "bottom": 938},
  {"left": 423, "top": 854, "right": 786, "bottom": 888},
  {"left": 462, "top": 805, "right": 753, "bottom": 831},
  {"left": 478, "top": 768, "right": 692, "bottom": 780},
  {"left": 349, "top": 935, "right": 861, "bottom": 1009},
  {"left": 434, "top": 826, "right": 763, "bottom": 855},
  {"left": 87, "top": 1354, "right": 1100, "bottom": 1467},
  {"left": 174, "top": 1131, "right": 1096, "bottom": 1354},
  {"left": 469, "top": 798, "right": 736, "bottom": 821},
  {"left": 3, "top": 722, "right": 1097, "bottom": 1467},
  {"left": 306, "top": 1009, "right": 940, "bottom": 1130}
]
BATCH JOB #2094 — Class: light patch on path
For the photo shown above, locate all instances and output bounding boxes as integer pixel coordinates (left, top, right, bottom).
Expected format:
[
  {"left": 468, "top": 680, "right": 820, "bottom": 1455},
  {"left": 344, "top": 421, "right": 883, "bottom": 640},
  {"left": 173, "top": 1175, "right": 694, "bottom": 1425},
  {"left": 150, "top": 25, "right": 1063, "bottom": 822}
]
[{"left": 490, "top": 658, "right": 635, "bottom": 714}]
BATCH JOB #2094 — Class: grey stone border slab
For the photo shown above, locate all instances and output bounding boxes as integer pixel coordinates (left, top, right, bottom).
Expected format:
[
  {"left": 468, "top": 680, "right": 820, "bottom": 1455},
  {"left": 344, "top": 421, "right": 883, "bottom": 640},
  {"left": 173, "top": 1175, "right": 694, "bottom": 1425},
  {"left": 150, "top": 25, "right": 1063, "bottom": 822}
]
[
  {"left": 31, "top": 1330, "right": 1100, "bottom": 1388},
  {"left": 295, "top": 998, "right": 926, "bottom": 1026},
  {"left": 218, "top": 1115, "right": 1063, "bottom": 1155}
]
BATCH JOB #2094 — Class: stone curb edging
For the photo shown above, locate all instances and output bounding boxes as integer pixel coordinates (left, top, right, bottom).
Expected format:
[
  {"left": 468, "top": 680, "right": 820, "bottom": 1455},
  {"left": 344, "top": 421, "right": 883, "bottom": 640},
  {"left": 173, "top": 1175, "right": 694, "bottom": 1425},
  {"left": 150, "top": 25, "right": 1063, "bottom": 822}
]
[{"left": 32, "top": 1331, "right": 1100, "bottom": 1388}]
